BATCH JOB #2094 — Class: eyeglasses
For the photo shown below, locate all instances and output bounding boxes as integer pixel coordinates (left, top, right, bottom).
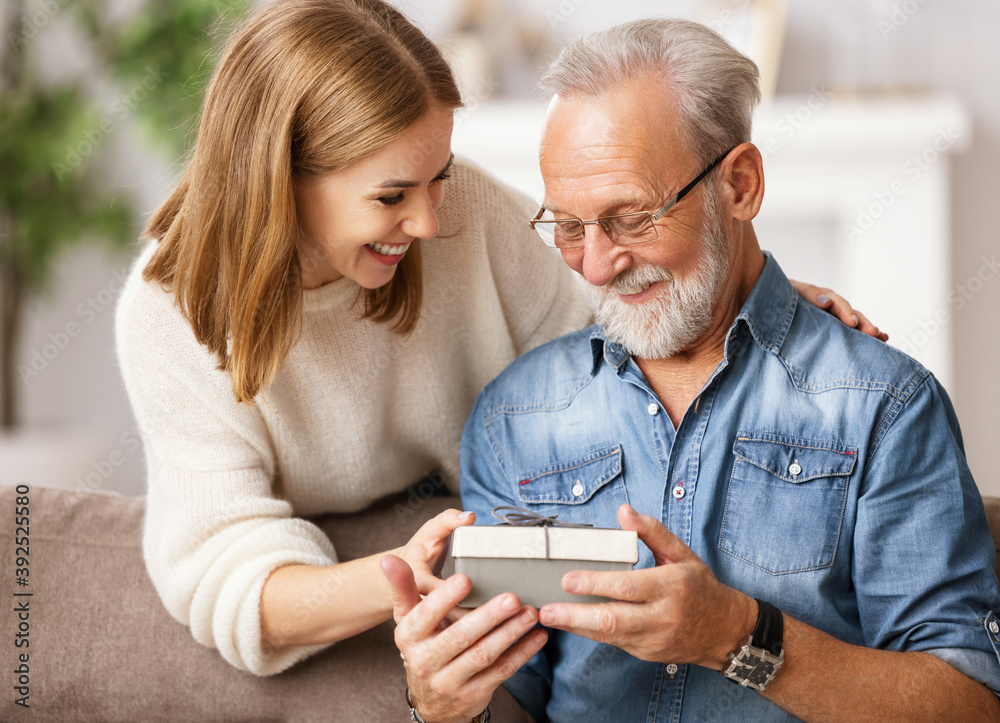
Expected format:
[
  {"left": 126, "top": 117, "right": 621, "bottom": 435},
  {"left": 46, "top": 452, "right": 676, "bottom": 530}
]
[{"left": 529, "top": 146, "right": 735, "bottom": 249}]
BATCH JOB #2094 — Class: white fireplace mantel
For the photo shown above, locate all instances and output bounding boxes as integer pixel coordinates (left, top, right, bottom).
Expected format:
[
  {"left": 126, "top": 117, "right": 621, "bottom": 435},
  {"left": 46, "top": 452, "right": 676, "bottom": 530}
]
[{"left": 451, "top": 95, "right": 970, "bottom": 387}]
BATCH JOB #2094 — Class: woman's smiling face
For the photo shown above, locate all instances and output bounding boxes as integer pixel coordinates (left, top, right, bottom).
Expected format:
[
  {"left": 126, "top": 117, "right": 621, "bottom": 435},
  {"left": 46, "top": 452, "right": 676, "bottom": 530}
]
[{"left": 293, "top": 107, "right": 455, "bottom": 290}]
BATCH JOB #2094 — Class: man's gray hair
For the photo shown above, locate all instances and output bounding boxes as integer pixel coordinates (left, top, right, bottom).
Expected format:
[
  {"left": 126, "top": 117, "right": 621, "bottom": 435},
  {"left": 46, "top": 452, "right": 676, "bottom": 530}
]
[{"left": 540, "top": 18, "right": 761, "bottom": 166}]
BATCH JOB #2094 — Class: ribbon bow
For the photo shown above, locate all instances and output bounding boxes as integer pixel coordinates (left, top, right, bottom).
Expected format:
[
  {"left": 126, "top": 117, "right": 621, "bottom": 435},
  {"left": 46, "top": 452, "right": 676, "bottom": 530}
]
[
  {"left": 491, "top": 506, "right": 592, "bottom": 559},
  {"left": 491, "top": 505, "right": 594, "bottom": 528}
]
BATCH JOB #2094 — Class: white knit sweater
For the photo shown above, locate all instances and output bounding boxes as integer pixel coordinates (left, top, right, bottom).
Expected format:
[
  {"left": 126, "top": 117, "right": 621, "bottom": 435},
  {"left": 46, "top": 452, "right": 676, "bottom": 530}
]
[{"left": 114, "top": 160, "right": 592, "bottom": 675}]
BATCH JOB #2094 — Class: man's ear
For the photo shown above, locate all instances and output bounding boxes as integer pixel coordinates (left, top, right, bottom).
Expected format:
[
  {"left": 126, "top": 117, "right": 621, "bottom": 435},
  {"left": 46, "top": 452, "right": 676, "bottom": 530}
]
[{"left": 720, "top": 142, "right": 764, "bottom": 222}]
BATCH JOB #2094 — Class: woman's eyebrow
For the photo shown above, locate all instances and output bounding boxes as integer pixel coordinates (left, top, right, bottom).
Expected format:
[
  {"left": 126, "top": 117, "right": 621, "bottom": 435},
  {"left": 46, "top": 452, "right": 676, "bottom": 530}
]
[{"left": 375, "top": 153, "right": 455, "bottom": 189}]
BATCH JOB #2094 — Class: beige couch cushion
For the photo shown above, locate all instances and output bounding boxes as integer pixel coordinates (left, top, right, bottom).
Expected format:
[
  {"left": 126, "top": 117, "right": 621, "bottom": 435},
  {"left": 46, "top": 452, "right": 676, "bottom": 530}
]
[{"left": 0, "top": 485, "right": 458, "bottom": 722}]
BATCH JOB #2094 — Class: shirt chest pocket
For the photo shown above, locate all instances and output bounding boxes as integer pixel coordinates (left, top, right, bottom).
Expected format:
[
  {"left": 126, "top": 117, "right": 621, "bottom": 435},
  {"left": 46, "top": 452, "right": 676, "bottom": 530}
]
[
  {"left": 516, "top": 445, "right": 627, "bottom": 529},
  {"left": 719, "top": 433, "right": 856, "bottom": 575}
]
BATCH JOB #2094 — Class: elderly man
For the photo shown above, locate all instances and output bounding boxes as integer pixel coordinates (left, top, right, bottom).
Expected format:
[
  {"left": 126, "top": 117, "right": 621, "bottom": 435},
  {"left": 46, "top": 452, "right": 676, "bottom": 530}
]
[{"left": 381, "top": 18, "right": 1000, "bottom": 723}]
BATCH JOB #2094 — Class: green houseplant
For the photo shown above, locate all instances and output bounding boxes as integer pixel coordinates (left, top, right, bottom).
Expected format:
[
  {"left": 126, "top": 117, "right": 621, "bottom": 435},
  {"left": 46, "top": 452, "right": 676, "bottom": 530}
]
[{"left": 0, "top": 0, "right": 248, "bottom": 429}]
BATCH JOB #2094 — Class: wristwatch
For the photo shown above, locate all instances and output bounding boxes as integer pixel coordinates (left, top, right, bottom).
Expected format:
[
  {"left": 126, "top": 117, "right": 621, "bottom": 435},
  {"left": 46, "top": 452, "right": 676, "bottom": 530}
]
[
  {"left": 406, "top": 688, "right": 491, "bottom": 723},
  {"left": 720, "top": 598, "right": 784, "bottom": 692}
]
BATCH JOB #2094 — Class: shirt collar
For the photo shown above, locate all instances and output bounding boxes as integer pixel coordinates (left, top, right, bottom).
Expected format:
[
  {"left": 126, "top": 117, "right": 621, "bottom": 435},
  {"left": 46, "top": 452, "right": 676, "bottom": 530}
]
[
  {"left": 587, "top": 252, "right": 797, "bottom": 371},
  {"left": 733, "top": 251, "right": 797, "bottom": 357},
  {"left": 589, "top": 327, "right": 626, "bottom": 372}
]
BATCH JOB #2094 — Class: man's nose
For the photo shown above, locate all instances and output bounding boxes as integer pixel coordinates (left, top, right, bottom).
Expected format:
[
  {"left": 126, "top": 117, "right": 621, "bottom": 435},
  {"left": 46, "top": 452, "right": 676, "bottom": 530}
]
[{"left": 580, "top": 224, "right": 631, "bottom": 288}]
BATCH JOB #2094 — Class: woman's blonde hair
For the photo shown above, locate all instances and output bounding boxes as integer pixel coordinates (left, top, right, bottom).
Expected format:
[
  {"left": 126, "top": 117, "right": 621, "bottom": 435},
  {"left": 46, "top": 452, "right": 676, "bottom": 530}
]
[{"left": 143, "top": 0, "right": 462, "bottom": 404}]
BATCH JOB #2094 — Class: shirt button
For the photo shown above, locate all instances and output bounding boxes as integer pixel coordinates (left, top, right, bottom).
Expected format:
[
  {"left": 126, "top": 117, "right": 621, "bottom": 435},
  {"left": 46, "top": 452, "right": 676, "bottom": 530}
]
[
  {"left": 788, "top": 462, "right": 802, "bottom": 476},
  {"left": 990, "top": 620, "right": 999, "bottom": 635},
  {"left": 666, "top": 663, "right": 679, "bottom": 676},
  {"left": 672, "top": 485, "right": 685, "bottom": 500},
  {"left": 648, "top": 403, "right": 659, "bottom": 416},
  {"left": 572, "top": 481, "right": 584, "bottom": 497}
]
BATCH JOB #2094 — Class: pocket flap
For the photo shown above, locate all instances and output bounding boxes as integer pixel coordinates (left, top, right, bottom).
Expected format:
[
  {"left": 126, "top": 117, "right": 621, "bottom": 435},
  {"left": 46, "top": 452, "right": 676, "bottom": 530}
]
[
  {"left": 733, "top": 433, "right": 857, "bottom": 483},
  {"left": 517, "top": 445, "right": 623, "bottom": 505}
]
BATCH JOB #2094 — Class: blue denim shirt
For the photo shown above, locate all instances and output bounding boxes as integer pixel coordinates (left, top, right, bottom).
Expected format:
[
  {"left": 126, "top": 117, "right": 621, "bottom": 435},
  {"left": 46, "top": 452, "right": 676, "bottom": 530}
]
[{"left": 460, "top": 253, "right": 1000, "bottom": 723}]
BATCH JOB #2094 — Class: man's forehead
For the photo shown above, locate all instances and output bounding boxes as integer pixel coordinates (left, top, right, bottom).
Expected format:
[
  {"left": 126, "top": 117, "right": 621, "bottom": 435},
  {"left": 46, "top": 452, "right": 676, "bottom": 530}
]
[
  {"left": 542, "top": 77, "right": 684, "bottom": 150},
  {"left": 540, "top": 84, "right": 691, "bottom": 212}
]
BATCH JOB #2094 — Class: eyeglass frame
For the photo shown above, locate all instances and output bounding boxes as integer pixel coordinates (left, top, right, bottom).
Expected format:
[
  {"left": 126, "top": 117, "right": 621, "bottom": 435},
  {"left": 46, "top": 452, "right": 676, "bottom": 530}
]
[{"left": 529, "top": 145, "right": 737, "bottom": 249}]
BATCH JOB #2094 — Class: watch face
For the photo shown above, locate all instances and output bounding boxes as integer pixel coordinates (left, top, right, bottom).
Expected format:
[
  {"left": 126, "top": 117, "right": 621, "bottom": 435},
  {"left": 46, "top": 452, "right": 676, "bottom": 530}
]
[
  {"left": 723, "top": 644, "right": 783, "bottom": 692},
  {"left": 745, "top": 656, "right": 775, "bottom": 687}
]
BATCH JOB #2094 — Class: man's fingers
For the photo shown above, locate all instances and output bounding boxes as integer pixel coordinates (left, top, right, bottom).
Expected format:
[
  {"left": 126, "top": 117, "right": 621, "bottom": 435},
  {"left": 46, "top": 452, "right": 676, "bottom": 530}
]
[
  {"left": 432, "top": 593, "right": 528, "bottom": 672},
  {"left": 538, "top": 600, "right": 641, "bottom": 642},
  {"left": 439, "top": 604, "right": 542, "bottom": 685},
  {"left": 468, "top": 624, "right": 549, "bottom": 690},
  {"left": 560, "top": 565, "right": 664, "bottom": 602},
  {"left": 618, "top": 504, "right": 694, "bottom": 565},
  {"left": 443, "top": 605, "right": 472, "bottom": 625},
  {"left": 398, "top": 573, "right": 474, "bottom": 641},
  {"left": 380, "top": 554, "right": 422, "bottom": 620}
]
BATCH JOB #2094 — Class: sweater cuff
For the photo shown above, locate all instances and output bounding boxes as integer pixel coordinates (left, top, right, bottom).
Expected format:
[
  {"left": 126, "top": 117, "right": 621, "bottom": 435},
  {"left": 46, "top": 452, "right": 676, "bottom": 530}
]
[{"left": 234, "top": 556, "right": 336, "bottom": 676}]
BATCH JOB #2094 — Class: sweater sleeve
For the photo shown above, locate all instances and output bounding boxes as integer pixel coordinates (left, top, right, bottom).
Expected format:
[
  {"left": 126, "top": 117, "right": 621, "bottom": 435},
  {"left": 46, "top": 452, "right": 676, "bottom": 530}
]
[
  {"left": 114, "top": 244, "right": 337, "bottom": 676},
  {"left": 458, "top": 159, "right": 594, "bottom": 355}
]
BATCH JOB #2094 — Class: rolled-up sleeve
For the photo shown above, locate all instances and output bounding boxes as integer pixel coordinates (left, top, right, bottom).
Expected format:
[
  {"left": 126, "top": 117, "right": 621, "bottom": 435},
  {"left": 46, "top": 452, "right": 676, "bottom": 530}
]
[{"left": 855, "top": 374, "right": 1000, "bottom": 693}]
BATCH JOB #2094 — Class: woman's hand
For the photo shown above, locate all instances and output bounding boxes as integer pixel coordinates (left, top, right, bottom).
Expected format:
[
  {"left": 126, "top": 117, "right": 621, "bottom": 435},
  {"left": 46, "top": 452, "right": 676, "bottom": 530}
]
[
  {"left": 790, "top": 280, "right": 889, "bottom": 341},
  {"left": 398, "top": 508, "right": 476, "bottom": 597}
]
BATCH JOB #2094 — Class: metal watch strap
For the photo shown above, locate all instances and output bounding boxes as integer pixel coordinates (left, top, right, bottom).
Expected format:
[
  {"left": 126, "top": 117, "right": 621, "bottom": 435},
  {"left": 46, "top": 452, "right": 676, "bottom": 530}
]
[
  {"left": 406, "top": 688, "right": 491, "bottom": 723},
  {"left": 750, "top": 598, "right": 783, "bottom": 656}
]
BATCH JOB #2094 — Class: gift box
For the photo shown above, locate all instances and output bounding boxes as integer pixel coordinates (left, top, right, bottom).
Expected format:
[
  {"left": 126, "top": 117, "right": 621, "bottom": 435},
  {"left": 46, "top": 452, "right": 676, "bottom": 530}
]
[{"left": 451, "top": 508, "right": 638, "bottom": 608}]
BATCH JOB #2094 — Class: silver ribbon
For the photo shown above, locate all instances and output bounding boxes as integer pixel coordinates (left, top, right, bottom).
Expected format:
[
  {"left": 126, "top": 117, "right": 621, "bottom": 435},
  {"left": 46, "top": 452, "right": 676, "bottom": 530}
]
[
  {"left": 491, "top": 505, "right": 594, "bottom": 528},
  {"left": 491, "top": 505, "right": 593, "bottom": 560}
]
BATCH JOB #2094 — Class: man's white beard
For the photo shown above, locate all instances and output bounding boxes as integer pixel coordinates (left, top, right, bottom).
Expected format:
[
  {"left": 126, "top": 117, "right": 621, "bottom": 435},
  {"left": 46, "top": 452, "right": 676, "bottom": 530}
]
[{"left": 585, "top": 184, "right": 731, "bottom": 360}]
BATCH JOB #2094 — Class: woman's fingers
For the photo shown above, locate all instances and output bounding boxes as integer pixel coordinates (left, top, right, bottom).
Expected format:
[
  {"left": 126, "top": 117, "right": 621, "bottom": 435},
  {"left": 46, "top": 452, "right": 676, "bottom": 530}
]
[
  {"left": 853, "top": 309, "right": 889, "bottom": 341},
  {"left": 789, "top": 279, "right": 887, "bottom": 341},
  {"left": 411, "top": 509, "right": 475, "bottom": 550},
  {"left": 791, "top": 281, "right": 857, "bottom": 326},
  {"left": 415, "top": 571, "right": 449, "bottom": 597},
  {"left": 404, "top": 509, "right": 475, "bottom": 577},
  {"left": 818, "top": 290, "right": 858, "bottom": 327}
]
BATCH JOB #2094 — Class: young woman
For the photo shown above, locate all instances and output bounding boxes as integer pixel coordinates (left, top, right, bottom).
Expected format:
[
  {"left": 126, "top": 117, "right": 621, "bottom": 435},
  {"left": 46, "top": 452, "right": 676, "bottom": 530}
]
[{"left": 115, "top": 0, "right": 883, "bottom": 677}]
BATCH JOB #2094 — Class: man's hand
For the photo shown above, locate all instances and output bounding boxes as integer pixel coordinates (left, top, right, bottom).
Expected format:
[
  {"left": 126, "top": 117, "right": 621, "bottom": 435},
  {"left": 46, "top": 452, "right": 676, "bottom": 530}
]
[
  {"left": 538, "top": 504, "right": 756, "bottom": 670},
  {"left": 381, "top": 554, "right": 548, "bottom": 723}
]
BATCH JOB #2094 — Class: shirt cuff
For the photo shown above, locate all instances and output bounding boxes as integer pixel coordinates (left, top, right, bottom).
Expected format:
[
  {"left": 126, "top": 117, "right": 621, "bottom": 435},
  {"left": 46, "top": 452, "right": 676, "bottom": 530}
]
[{"left": 924, "top": 612, "right": 1000, "bottom": 696}]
